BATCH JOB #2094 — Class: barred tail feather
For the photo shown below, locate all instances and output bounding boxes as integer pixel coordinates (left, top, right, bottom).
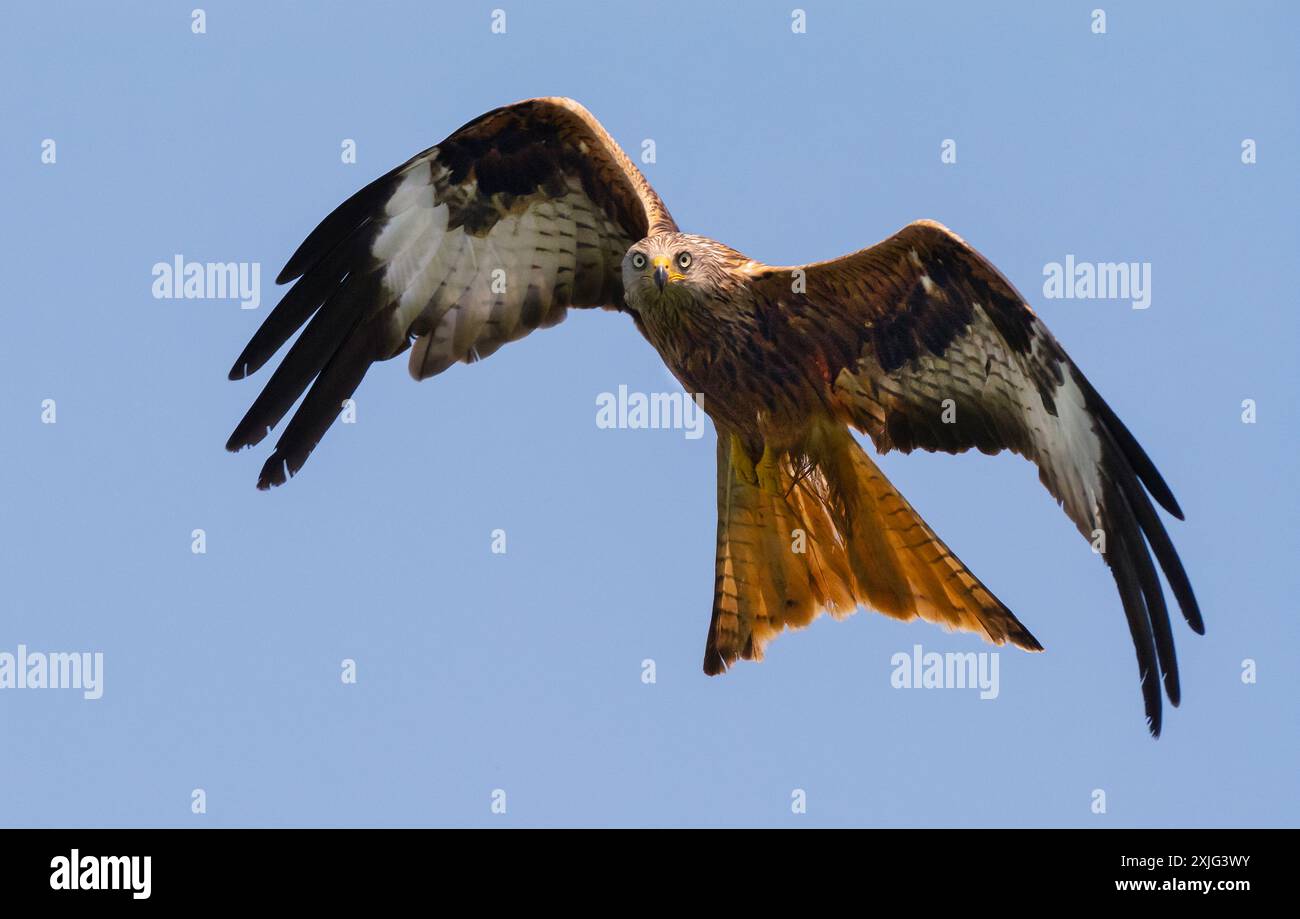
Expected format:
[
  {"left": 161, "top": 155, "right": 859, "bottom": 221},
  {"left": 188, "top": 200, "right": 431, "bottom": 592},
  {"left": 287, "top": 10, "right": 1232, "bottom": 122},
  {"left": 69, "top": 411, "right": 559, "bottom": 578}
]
[{"left": 704, "top": 423, "right": 1041, "bottom": 675}]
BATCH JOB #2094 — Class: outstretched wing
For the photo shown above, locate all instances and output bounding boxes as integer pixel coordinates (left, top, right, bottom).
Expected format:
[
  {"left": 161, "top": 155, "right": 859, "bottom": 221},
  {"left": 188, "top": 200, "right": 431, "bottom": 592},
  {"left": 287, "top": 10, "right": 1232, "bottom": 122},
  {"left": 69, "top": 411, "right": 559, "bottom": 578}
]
[
  {"left": 750, "top": 220, "right": 1202, "bottom": 736},
  {"left": 227, "top": 97, "right": 675, "bottom": 488}
]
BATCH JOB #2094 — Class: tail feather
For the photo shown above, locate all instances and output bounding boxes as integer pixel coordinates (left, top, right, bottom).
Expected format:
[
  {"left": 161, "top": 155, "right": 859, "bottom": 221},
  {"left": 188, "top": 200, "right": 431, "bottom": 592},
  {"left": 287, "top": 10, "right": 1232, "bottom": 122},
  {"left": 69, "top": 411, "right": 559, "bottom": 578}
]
[{"left": 704, "top": 423, "right": 1041, "bottom": 675}]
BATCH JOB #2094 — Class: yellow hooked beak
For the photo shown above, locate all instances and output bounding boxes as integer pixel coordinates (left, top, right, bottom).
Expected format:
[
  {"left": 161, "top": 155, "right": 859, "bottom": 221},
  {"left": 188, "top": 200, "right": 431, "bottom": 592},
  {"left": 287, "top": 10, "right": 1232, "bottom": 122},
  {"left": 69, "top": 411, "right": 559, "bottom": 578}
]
[{"left": 652, "top": 255, "right": 684, "bottom": 291}]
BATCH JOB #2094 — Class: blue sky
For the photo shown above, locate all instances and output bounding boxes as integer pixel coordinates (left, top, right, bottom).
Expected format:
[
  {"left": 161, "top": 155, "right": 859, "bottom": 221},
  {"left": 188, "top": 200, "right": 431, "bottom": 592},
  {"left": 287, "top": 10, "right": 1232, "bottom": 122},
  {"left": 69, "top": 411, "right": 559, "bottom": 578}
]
[{"left": 1, "top": 1, "right": 1296, "bottom": 827}]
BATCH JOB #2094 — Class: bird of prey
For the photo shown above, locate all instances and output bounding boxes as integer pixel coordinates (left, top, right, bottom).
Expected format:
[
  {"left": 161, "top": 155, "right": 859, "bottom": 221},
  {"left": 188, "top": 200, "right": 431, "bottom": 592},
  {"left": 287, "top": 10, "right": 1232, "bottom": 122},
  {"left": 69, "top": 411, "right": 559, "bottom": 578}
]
[{"left": 227, "top": 97, "right": 1201, "bottom": 735}]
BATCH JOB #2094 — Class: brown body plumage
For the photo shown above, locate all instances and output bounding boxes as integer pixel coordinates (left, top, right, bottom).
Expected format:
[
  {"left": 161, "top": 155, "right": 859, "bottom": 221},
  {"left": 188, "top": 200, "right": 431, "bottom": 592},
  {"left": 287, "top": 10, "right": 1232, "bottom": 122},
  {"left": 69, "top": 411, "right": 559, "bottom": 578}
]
[
  {"left": 227, "top": 97, "right": 1201, "bottom": 735},
  {"left": 624, "top": 232, "right": 1046, "bottom": 677}
]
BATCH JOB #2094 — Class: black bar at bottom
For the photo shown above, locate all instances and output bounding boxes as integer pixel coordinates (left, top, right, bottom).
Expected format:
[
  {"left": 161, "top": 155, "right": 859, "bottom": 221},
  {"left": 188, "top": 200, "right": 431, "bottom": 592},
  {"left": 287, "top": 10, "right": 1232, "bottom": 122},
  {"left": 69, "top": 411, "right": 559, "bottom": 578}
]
[{"left": 0, "top": 828, "right": 1282, "bottom": 903}]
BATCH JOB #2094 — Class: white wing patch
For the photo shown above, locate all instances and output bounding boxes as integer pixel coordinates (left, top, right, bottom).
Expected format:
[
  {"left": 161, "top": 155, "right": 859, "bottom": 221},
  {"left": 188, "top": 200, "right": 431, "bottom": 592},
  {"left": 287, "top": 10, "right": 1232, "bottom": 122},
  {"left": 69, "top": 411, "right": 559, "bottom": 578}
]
[
  {"left": 837, "top": 303, "right": 1105, "bottom": 539},
  {"left": 365, "top": 168, "right": 630, "bottom": 381},
  {"left": 1022, "top": 339, "right": 1103, "bottom": 534}
]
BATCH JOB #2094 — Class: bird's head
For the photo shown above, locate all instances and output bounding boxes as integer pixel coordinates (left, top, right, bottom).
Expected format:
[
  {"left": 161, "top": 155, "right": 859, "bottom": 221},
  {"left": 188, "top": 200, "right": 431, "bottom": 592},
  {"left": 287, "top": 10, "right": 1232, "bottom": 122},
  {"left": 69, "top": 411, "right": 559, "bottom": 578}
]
[{"left": 621, "top": 233, "right": 744, "bottom": 313}]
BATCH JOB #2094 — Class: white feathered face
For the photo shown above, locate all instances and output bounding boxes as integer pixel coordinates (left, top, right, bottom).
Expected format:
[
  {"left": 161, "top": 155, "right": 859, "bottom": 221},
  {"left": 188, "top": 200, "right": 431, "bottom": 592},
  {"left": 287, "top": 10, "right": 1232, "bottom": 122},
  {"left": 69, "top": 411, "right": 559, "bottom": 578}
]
[{"left": 622, "top": 234, "right": 718, "bottom": 311}]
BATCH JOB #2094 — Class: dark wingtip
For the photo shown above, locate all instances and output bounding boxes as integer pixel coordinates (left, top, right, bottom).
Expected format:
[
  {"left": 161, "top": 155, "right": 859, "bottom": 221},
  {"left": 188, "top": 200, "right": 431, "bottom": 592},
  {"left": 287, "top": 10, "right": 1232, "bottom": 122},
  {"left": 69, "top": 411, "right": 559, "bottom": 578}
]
[
  {"left": 257, "top": 453, "right": 289, "bottom": 490},
  {"left": 1175, "top": 585, "right": 1205, "bottom": 635},
  {"left": 1165, "top": 673, "right": 1181, "bottom": 708},
  {"left": 227, "top": 343, "right": 277, "bottom": 382},
  {"left": 1145, "top": 477, "right": 1183, "bottom": 521},
  {"left": 1143, "top": 682, "right": 1162, "bottom": 739},
  {"left": 226, "top": 421, "right": 271, "bottom": 455},
  {"left": 1144, "top": 672, "right": 1164, "bottom": 738},
  {"left": 1076, "top": 369, "right": 1185, "bottom": 521}
]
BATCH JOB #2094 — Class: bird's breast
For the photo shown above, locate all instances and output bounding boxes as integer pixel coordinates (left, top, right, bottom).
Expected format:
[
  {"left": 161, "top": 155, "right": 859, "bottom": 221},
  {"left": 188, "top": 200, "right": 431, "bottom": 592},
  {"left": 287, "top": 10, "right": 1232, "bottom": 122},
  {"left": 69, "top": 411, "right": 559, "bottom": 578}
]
[{"left": 638, "top": 297, "right": 831, "bottom": 445}]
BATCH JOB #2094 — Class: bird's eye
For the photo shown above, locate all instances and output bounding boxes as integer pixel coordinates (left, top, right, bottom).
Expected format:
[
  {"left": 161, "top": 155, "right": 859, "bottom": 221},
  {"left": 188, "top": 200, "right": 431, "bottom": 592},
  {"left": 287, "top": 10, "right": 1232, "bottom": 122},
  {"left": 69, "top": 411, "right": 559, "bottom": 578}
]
[
  {"left": 631, "top": 252, "right": 647, "bottom": 270},
  {"left": 676, "top": 252, "right": 692, "bottom": 270}
]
